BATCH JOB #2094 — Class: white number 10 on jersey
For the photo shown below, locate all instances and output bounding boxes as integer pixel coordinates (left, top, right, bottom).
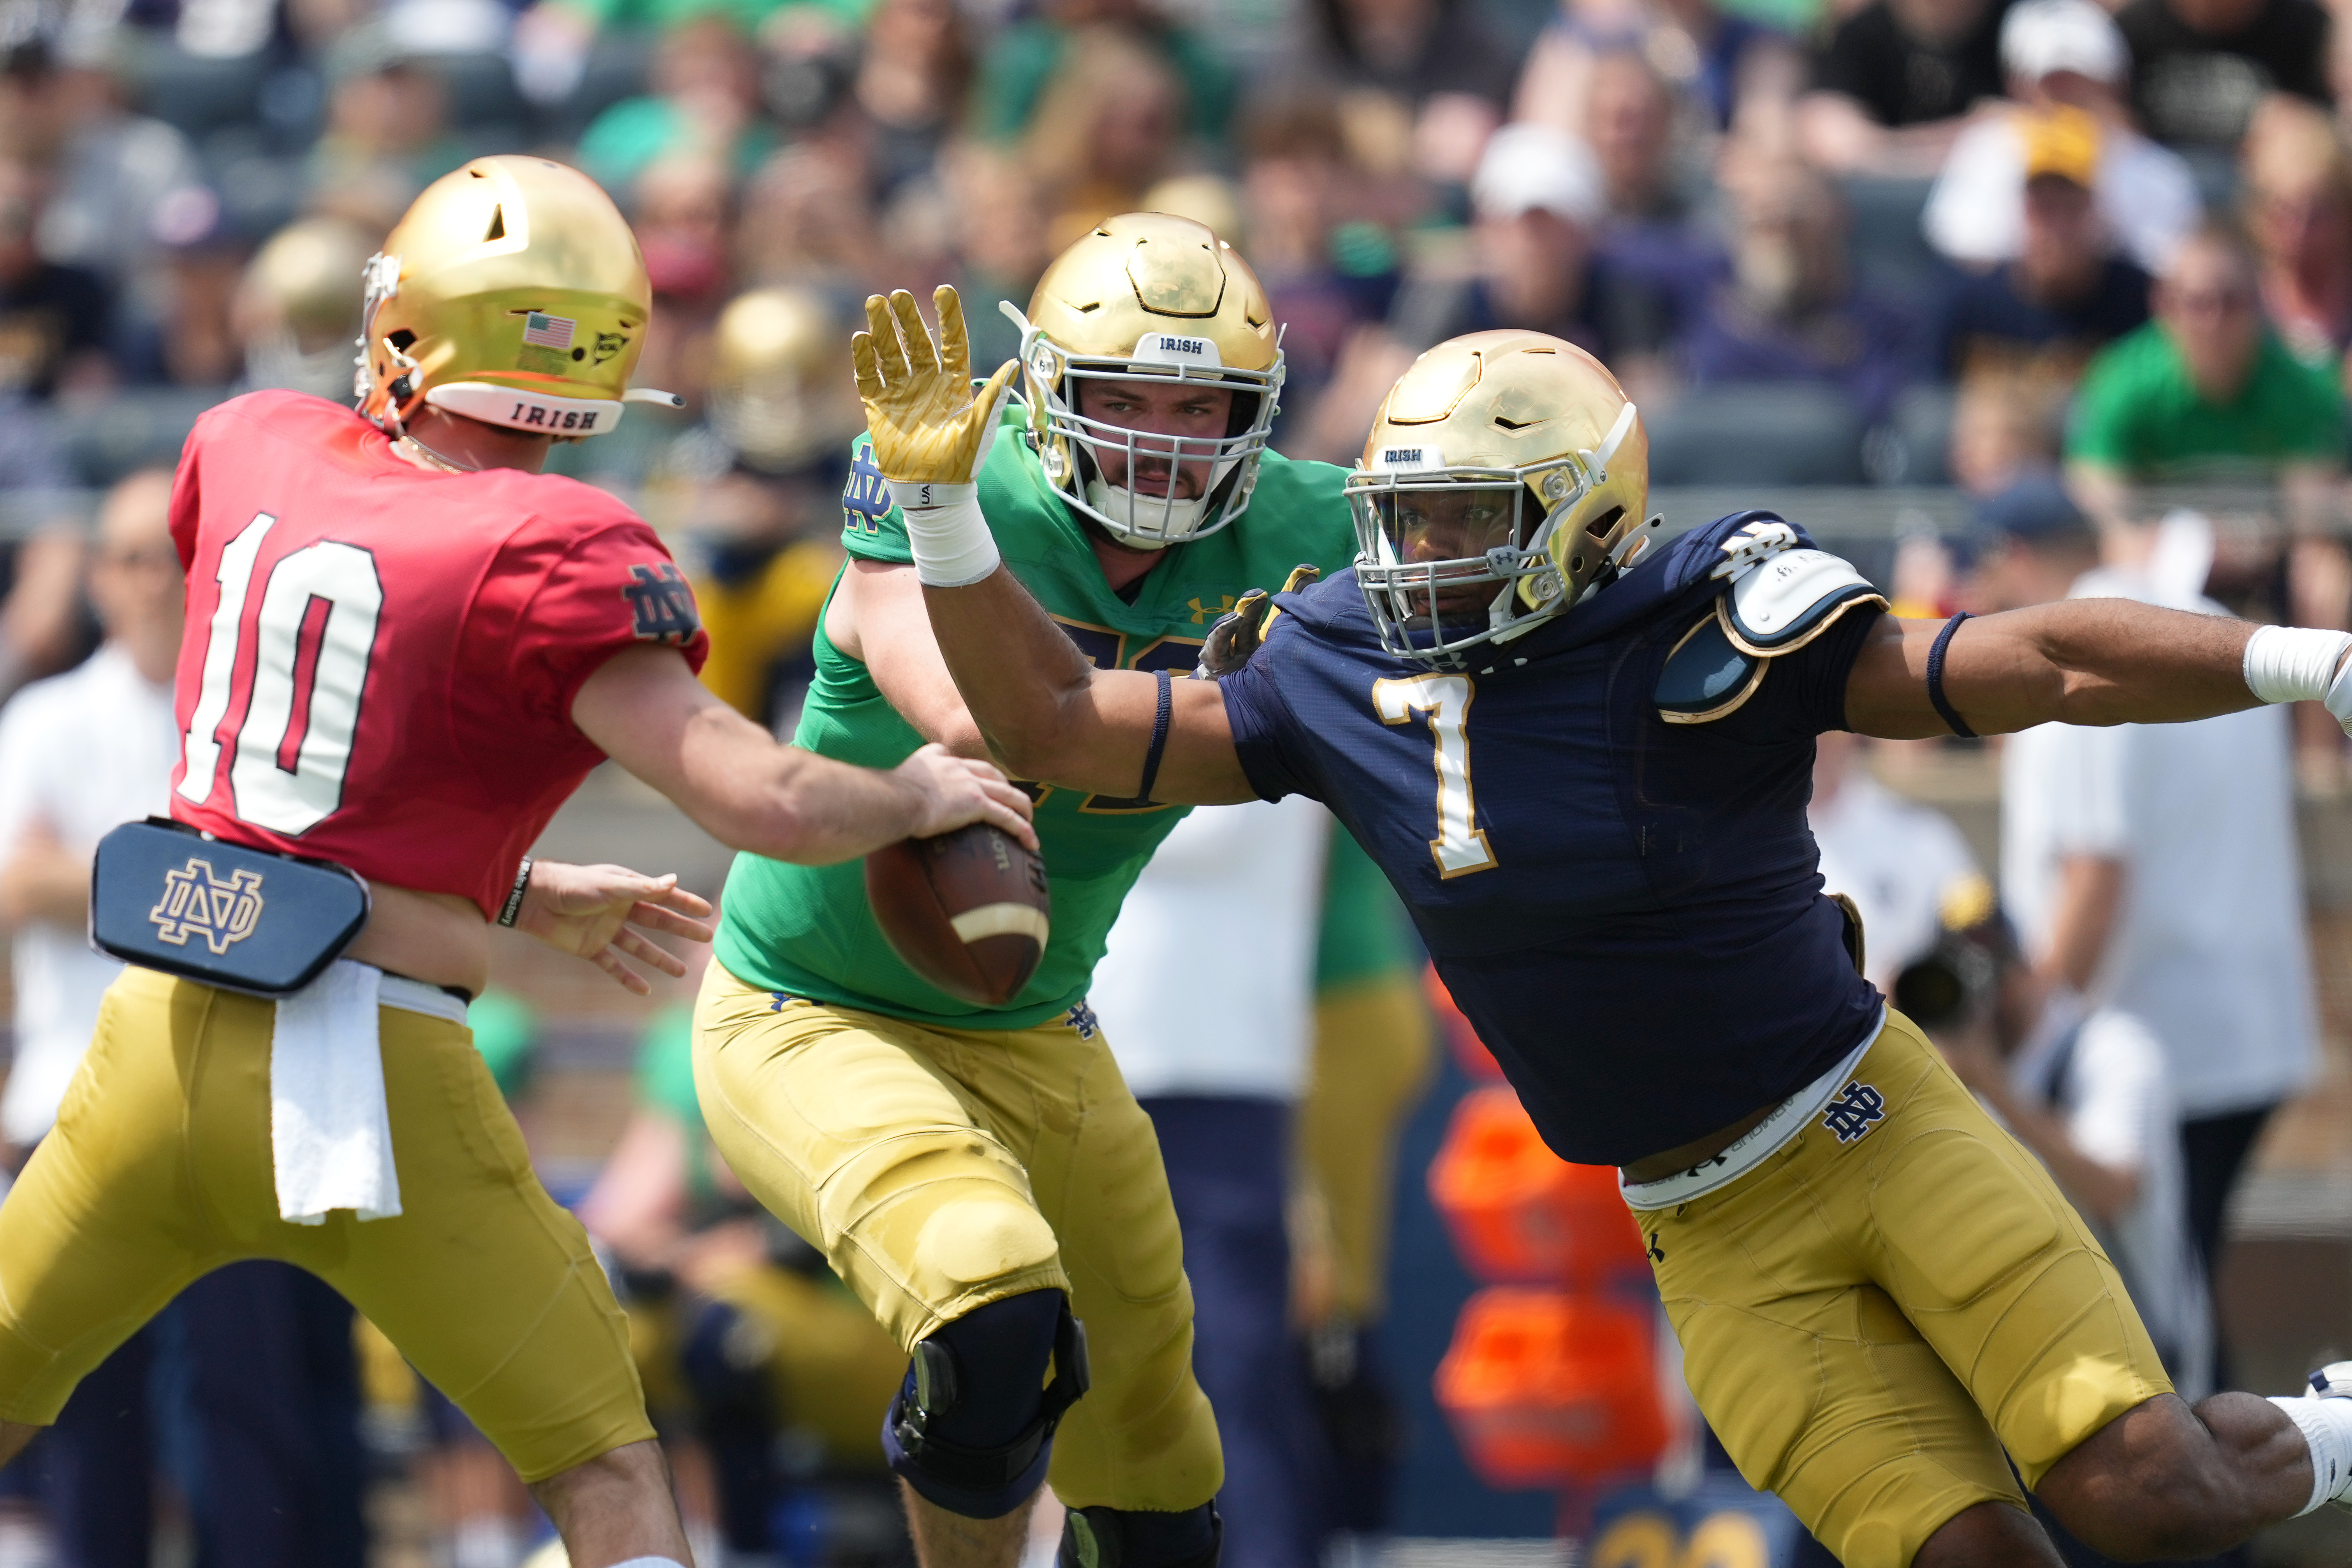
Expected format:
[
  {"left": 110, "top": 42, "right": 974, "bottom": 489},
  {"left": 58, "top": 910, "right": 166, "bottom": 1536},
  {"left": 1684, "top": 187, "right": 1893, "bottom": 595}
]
[
  {"left": 178, "top": 511, "right": 384, "bottom": 835},
  {"left": 1374, "top": 673, "right": 1498, "bottom": 878}
]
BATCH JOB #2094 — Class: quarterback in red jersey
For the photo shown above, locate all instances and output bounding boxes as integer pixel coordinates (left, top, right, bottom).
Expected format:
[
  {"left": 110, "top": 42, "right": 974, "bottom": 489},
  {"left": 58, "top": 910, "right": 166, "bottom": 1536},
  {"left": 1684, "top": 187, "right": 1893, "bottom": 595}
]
[{"left": 0, "top": 155, "right": 1031, "bottom": 1568}]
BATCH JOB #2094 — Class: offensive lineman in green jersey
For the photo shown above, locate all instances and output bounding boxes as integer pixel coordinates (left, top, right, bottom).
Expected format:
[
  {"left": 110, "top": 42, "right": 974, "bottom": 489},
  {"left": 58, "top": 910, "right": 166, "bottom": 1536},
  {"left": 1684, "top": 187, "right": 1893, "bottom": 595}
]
[{"left": 692, "top": 214, "right": 1359, "bottom": 1568}]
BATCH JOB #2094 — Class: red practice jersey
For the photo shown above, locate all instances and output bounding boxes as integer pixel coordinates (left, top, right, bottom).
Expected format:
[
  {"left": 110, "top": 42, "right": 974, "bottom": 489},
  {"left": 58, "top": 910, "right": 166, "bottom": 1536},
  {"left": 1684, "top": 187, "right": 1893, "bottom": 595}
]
[{"left": 167, "top": 391, "right": 710, "bottom": 918}]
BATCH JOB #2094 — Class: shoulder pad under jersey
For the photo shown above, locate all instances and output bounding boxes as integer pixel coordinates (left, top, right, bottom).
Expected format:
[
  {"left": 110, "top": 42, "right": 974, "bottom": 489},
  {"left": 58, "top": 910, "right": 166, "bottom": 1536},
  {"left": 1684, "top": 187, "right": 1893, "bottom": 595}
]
[
  {"left": 1656, "top": 546, "right": 1884, "bottom": 723},
  {"left": 1722, "top": 548, "right": 1885, "bottom": 656}
]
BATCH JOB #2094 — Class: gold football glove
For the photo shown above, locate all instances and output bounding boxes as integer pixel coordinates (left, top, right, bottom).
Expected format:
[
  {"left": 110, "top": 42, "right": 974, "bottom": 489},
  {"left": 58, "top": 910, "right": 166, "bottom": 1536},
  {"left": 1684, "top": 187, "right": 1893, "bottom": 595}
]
[{"left": 851, "top": 285, "right": 1019, "bottom": 488}]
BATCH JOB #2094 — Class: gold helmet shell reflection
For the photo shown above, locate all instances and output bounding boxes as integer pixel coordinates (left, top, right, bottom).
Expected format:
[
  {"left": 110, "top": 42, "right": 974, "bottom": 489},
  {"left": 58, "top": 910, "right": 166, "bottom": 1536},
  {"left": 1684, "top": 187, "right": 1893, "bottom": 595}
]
[
  {"left": 707, "top": 287, "right": 862, "bottom": 473},
  {"left": 1004, "top": 211, "right": 1285, "bottom": 548},
  {"left": 1349, "top": 331, "right": 1648, "bottom": 665},
  {"left": 358, "top": 155, "right": 658, "bottom": 439}
]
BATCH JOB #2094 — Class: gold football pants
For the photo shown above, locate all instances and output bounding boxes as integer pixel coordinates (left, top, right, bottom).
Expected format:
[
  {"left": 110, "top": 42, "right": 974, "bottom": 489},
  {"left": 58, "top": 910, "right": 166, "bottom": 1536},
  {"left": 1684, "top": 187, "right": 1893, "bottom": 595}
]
[
  {"left": 692, "top": 960, "right": 1223, "bottom": 1512},
  {"left": 1634, "top": 1011, "right": 2172, "bottom": 1568},
  {"left": 0, "top": 966, "right": 654, "bottom": 1481},
  {"left": 1299, "top": 974, "right": 1435, "bottom": 1323}
]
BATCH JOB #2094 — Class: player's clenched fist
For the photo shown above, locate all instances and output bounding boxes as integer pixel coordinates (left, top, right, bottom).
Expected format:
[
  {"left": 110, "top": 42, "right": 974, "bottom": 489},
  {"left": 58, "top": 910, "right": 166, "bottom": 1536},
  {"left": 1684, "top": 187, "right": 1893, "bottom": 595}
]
[
  {"left": 894, "top": 742, "right": 1039, "bottom": 849},
  {"left": 852, "top": 285, "right": 1019, "bottom": 492}
]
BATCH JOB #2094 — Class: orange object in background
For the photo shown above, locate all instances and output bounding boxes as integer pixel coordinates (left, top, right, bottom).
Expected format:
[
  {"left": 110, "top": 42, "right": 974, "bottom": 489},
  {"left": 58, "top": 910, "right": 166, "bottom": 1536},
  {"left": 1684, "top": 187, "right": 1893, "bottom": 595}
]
[
  {"left": 1429, "top": 1086, "right": 1648, "bottom": 1284},
  {"left": 1425, "top": 963, "right": 1505, "bottom": 1081},
  {"left": 1436, "top": 1287, "right": 1670, "bottom": 1488}
]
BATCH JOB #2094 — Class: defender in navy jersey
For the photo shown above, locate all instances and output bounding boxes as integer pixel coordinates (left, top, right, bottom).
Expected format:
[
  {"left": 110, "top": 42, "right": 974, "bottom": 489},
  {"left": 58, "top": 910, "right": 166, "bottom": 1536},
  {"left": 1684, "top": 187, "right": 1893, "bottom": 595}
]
[{"left": 866, "top": 317, "right": 2352, "bottom": 1567}]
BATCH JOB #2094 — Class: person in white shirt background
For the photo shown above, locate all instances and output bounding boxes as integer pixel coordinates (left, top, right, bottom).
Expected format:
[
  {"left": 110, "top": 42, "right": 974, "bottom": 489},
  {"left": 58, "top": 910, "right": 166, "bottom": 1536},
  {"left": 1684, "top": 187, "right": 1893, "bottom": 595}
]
[
  {"left": 1966, "top": 475, "right": 2317, "bottom": 1385},
  {"left": 1809, "top": 728, "right": 1985, "bottom": 995},
  {"left": 1088, "top": 799, "right": 1431, "bottom": 1568},
  {"left": 0, "top": 470, "right": 369, "bottom": 1568},
  {"left": 1922, "top": 0, "right": 2202, "bottom": 279}
]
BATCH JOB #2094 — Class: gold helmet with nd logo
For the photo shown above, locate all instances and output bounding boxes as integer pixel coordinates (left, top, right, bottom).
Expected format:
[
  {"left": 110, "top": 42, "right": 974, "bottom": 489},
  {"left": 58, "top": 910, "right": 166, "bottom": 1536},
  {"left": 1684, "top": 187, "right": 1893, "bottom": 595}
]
[
  {"left": 357, "top": 155, "right": 680, "bottom": 440},
  {"left": 1003, "top": 211, "right": 1284, "bottom": 548},
  {"left": 1349, "top": 329, "right": 1649, "bottom": 666}
]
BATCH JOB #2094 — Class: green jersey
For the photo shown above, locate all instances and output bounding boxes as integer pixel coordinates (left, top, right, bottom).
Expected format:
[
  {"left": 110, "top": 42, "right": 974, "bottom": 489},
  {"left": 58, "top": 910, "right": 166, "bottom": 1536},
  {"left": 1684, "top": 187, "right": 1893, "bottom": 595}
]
[{"left": 714, "top": 413, "right": 1360, "bottom": 1029}]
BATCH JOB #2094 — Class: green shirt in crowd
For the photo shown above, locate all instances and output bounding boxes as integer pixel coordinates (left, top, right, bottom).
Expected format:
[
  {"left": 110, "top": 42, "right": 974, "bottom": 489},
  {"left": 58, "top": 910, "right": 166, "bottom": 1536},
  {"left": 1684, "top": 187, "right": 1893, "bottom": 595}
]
[
  {"left": 2067, "top": 323, "right": 2347, "bottom": 480},
  {"left": 714, "top": 410, "right": 1360, "bottom": 1031}
]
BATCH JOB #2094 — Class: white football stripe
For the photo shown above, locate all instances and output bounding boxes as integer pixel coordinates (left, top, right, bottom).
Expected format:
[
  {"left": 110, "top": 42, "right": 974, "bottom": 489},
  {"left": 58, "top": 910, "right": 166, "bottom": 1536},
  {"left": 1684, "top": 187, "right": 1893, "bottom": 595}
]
[{"left": 950, "top": 903, "right": 1050, "bottom": 945}]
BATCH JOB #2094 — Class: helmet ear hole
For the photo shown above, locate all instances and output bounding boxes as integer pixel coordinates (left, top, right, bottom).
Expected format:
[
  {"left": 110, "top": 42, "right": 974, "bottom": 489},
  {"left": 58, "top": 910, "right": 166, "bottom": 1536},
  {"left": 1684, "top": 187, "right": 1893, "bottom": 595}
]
[{"left": 1585, "top": 505, "right": 1624, "bottom": 540}]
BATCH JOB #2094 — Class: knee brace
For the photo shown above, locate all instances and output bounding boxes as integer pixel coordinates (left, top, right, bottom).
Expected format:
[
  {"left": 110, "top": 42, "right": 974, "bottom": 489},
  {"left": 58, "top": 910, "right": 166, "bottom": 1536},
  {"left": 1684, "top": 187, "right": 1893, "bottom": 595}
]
[
  {"left": 1059, "top": 1503, "right": 1221, "bottom": 1568},
  {"left": 882, "top": 1289, "right": 1089, "bottom": 1519}
]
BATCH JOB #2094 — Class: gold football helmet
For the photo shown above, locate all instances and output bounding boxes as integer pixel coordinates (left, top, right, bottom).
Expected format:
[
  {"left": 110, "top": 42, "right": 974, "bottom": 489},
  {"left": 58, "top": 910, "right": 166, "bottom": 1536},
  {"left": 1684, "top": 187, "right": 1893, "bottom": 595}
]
[
  {"left": 240, "top": 216, "right": 377, "bottom": 400},
  {"left": 707, "top": 287, "right": 862, "bottom": 473},
  {"left": 1002, "top": 211, "right": 1283, "bottom": 547},
  {"left": 358, "top": 155, "right": 676, "bottom": 439},
  {"left": 1348, "top": 330, "right": 1648, "bottom": 665}
]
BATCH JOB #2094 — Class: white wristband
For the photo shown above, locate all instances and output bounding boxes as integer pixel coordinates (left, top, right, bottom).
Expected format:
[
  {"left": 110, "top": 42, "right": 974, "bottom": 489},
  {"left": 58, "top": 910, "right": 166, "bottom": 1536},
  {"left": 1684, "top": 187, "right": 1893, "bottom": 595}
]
[
  {"left": 888, "top": 481, "right": 1000, "bottom": 588},
  {"left": 2245, "top": 625, "right": 2352, "bottom": 719}
]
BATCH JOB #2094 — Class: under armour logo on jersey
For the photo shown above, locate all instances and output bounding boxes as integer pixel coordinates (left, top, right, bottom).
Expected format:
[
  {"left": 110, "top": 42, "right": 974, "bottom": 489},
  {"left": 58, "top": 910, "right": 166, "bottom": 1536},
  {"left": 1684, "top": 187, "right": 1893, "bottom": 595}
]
[
  {"left": 150, "top": 858, "right": 264, "bottom": 956},
  {"left": 1820, "top": 1080, "right": 1887, "bottom": 1144},
  {"left": 1188, "top": 594, "right": 1237, "bottom": 625},
  {"left": 624, "top": 564, "right": 700, "bottom": 645},
  {"left": 1709, "top": 519, "right": 1801, "bottom": 581},
  {"left": 843, "top": 442, "right": 893, "bottom": 534},
  {"left": 1066, "top": 1001, "right": 1099, "bottom": 1040}
]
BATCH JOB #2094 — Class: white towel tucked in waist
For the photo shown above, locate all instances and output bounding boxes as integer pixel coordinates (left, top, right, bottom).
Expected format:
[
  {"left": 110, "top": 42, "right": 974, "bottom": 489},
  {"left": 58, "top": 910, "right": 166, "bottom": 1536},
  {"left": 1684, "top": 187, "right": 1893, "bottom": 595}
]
[{"left": 270, "top": 960, "right": 467, "bottom": 1225}]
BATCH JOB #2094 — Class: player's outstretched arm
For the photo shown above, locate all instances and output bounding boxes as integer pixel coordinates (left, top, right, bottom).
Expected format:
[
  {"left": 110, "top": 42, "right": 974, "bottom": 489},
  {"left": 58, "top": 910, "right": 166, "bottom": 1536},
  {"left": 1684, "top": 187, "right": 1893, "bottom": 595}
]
[
  {"left": 925, "top": 563, "right": 1259, "bottom": 804},
  {"left": 573, "top": 646, "right": 1036, "bottom": 861},
  {"left": 1841, "top": 600, "right": 2285, "bottom": 738}
]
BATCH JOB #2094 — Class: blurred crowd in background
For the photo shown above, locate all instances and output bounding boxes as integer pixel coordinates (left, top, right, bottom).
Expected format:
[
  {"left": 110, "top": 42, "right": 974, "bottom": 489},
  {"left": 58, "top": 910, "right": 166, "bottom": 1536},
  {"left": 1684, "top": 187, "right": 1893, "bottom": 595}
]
[{"left": 0, "top": 0, "right": 2347, "bottom": 716}]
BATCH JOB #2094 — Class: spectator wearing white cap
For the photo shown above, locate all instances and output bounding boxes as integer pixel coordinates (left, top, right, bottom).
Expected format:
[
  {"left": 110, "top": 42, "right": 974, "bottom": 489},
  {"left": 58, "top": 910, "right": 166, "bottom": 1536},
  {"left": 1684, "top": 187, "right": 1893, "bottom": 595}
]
[
  {"left": 1924, "top": 0, "right": 2201, "bottom": 276},
  {"left": 1385, "top": 122, "right": 1666, "bottom": 361}
]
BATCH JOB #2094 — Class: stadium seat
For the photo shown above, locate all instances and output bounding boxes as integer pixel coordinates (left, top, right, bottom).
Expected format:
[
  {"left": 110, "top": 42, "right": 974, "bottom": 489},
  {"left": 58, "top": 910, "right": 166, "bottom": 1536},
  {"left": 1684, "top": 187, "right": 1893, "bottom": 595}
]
[
  {"left": 426, "top": 51, "right": 527, "bottom": 135},
  {"left": 1841, "top": 175, "right": 1946, "bottom": 305},
  {"left": 130, "top": 43, "right": 269, "bottom": 143},
  {"left": 1646, "top": 384, "right": 1868, "bottom": 485}
]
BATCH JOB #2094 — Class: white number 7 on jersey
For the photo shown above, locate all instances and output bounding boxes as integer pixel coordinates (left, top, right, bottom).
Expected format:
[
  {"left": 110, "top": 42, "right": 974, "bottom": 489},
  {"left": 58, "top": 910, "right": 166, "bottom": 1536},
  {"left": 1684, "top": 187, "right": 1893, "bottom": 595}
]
[{"left": 1374, "top": 674, "right": 1498, "bottom": 878}]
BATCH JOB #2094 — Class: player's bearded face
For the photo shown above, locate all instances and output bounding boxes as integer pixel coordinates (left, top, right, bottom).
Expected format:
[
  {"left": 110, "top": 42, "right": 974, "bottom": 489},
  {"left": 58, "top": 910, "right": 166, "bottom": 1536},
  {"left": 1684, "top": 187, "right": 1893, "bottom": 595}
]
[
  {"left": 1386, "top": 487, "right": 1524, "bottom": 621},
  {"left": 1077, "top": 378, "right": 1236, "bottom": 500}
]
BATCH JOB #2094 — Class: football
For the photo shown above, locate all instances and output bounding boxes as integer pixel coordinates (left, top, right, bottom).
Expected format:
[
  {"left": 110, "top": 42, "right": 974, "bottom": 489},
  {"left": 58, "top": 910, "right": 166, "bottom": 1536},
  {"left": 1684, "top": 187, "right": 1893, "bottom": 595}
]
[{"left": 865, "top": 822, "right": 1052, "bottom": 1005}]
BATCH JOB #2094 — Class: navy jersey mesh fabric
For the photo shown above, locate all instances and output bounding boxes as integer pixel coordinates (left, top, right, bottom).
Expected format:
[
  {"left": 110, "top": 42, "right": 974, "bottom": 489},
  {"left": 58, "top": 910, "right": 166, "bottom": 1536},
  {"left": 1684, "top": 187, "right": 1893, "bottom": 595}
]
[{"left": 1219, "top": 513, "right": 1886, "bottom": 1166}]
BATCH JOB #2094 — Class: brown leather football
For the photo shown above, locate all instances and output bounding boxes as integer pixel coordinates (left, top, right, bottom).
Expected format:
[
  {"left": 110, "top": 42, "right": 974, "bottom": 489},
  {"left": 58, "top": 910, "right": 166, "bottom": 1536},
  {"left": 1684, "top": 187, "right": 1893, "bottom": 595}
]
[{"left": 865, "top": 822, "right": 1052, "bottom": 1005}]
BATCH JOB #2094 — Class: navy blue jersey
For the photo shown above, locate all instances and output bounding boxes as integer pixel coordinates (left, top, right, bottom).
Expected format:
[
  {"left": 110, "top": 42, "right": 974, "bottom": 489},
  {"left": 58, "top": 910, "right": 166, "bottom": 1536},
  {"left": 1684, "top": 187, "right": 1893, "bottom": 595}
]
[{"left": 1219, "top": 512, "right": 1885, "bottom": 1166}]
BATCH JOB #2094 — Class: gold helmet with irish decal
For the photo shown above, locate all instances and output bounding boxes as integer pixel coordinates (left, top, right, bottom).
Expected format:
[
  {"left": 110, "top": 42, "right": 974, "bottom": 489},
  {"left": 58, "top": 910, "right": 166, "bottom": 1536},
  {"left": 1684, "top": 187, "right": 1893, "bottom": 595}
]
[
  {"left": 1001, "top": 211, "right": 1283, "bottom": 548},
  {"left": 1349, "top": 330, "right": 1648, "bottom": 666},
  {"left": 358, "top": 155, "right": 678, "bottom": 439}
]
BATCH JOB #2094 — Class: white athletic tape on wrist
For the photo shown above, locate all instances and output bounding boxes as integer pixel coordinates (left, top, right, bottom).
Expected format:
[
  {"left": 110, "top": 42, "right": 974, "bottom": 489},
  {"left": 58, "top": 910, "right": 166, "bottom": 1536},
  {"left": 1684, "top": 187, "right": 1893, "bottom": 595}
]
[
  {"left": 2271, "top": 1394, "right": 2352, "bottom": 1514},
  {"left": 2245, "top": 625, "right": 2352, "bottom": 722},
  {"left": 888, "top": 483, "right": 1001, "bottom": 588},
  {"left": 604, "top": 1559, "right": 690, "bottom": 1567}
]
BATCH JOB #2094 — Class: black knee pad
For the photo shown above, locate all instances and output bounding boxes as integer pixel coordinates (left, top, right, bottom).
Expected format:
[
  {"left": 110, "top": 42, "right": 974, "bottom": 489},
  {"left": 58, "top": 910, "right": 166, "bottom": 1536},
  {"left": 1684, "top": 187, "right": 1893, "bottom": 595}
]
[
  {"left": 1059, "top": 1502, "right": 1221, "bottom": 1568},
  {"left": 881, "top": 1289, "right": 1089, "bottom": 1519}
]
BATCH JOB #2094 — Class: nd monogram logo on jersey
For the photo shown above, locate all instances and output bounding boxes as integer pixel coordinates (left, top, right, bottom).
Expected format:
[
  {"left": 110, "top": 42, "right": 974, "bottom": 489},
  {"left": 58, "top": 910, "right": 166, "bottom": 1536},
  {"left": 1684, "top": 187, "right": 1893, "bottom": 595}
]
[
  {"left": 1820, "top": 1080, "right": 1886, "bottom": 1144},
  {"left": 842, "top": 442, "right": 892, "bottom": 534},
  {"left": 624, "top": 564, "right": 701, "bottom": 646},
  {"left": 150, "top": 858, "right": 264, "bottom": 955}
]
